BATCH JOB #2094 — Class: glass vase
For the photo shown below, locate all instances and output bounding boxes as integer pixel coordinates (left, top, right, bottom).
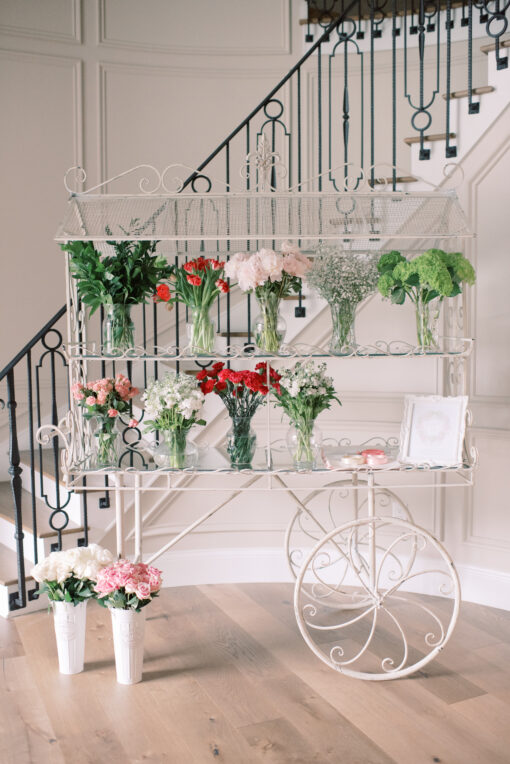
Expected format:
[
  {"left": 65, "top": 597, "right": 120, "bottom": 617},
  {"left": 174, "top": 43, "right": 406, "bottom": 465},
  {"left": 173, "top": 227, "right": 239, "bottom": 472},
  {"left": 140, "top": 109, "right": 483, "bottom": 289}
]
[
  {"left": 253, "top": 292, "right": 286, "bottom": 354},
  {"left": 226, "top": 416, "right": 257, "bottom": 468},
  {"left": 91, "top": 416, "right": 120, "bottom": 469},
  {"left": 102, "top": 304, "right": 135, "bottom": 355},
  {"left": 186, "top": 306, "right": 216, "bottom": 354},
  {"left": 286, "top": 421, "right": 323, "bottom": 470},
  {"left": 154, "top": 429, "right": 198, "bottom": 469},
  {"left": 415, "top": 294, "right": 441, "bottom": 349},
  {"left": 329, "top": 299, "right": 357, "bottom": 354}
]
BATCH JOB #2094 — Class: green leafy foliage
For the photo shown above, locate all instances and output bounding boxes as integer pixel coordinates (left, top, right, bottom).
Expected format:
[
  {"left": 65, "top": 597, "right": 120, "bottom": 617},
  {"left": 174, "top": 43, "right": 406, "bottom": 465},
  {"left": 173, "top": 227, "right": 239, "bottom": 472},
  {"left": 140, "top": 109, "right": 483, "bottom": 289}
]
[
  {"left": 35, "top": 576, "right": 96, "bottom": 605},
  {"left": 377, "top": 249, "right": 476, "bottom": 306},
  {"left": 61, "top": 238, "right": 172, "bottom": 315}
]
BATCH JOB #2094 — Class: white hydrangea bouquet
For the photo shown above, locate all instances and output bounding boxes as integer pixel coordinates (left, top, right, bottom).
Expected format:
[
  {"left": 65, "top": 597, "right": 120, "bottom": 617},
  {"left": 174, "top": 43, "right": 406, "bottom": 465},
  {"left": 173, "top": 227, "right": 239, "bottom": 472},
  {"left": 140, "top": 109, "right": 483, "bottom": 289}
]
[
  {"left": 225, "top": 241, "right": 312, "bottom": 353},
  {"left": 274, "top": 360, "right": 341, "bottom": 469},
  {"left": 142, "top": 372, "right": 206, "bottom": 468},
  {"left": 31, "top": 543, "right": 114, "bottom": 604},
  {"left": 307, "top": 244, "right": 379, "bottom": 353}
]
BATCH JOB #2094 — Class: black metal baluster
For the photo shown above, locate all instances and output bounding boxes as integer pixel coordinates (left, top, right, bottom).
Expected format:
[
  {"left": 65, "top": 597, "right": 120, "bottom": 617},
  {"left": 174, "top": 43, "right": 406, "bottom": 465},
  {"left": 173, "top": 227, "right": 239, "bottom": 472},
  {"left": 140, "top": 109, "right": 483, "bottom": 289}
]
[
  {"left": 26, "top": 351, "right": 38, "bottom": 564},
  {"left": 370, "top": 0, "right": 375, "bottom": 182},
  {"left": 153, "top": 301, "right": 158, "bottom": 380},
  {"left": 82, "top": 477, "right": 89, "bottom": 546},
  {"left": 418, "top": 0, "right": 430, "bottom": 159},
  {"left": 445, "top": 0, "right": 457, "bottom": 157},
  {"left": 6, "top": 370, "right": 26, "bottom": 610},
  {"left": 468, "top": 0, "right": 480, "bottom": 113},
  {"left": 318, "top": 42, "right": 323, "bottom": 188},
  {"left": 392, "top": 0, "right": 397, "bottom": 188},
  {"left": 175, "top": 255, "right": 180, "bottom": 375}
]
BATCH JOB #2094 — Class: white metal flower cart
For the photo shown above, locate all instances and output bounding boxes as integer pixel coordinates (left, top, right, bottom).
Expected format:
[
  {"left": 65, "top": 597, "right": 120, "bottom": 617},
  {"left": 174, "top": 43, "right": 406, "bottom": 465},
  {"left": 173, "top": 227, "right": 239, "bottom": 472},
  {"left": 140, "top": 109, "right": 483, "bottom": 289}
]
[{"left": 42, "top": 159, "right": 475, "bottom": 680}]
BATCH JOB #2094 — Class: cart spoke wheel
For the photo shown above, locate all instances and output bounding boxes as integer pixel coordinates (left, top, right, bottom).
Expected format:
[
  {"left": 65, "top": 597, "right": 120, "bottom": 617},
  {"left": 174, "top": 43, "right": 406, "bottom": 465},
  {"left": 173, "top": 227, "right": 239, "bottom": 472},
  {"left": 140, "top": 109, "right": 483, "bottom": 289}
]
[
  {"left": 294, "top": 517, "right": 460, "bottom": 680},
  {"left": 285, "top": 482, "right": 413, "bottom": 612}
]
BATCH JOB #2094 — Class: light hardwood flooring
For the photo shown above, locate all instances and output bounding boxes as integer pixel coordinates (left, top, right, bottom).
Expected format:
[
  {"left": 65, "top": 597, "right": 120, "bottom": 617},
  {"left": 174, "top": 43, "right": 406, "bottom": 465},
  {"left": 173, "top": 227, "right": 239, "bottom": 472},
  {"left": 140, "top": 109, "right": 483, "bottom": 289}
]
[{"left": 2, "top": 583, "right": 510, "bottom": 764}]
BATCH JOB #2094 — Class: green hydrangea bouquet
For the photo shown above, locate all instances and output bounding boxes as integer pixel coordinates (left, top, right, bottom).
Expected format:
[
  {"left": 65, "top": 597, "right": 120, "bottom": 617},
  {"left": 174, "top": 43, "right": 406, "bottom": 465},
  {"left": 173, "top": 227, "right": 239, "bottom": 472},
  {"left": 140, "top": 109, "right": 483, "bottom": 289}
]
[{"left": 377, "top": 249, "right": 475, "bottom": 348}]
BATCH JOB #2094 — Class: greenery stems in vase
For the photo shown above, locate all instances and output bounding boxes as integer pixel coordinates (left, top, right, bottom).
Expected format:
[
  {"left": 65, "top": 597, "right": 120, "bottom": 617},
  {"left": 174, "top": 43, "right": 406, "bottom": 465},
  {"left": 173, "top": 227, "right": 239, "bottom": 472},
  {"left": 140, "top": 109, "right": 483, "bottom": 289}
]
[
  {"left": 377, "top": 249, "right": 476, "bottom": 348},
  {"left": 142, "top": 372, "right": 206, "bottom": 468},
  {"left": 154, "top": 256, "right": 229, "bottom": 354},
  {"left": 197, "top": 361, "right": 281, "bottom": 468},
  {"left": 306, "top": 244, "right": 379, "bottom": 353},
  {"left": 61, "top": 238, "right": 172, "bottom": 353},
  {"left": 72, "top": 374, "right": 139, "bottom": 468},
  {"left": 224, "top": 241, "right": 312, "bottom": 353},
  {"left": 273, "top": 360, "right": 341, "bottom": 469}
]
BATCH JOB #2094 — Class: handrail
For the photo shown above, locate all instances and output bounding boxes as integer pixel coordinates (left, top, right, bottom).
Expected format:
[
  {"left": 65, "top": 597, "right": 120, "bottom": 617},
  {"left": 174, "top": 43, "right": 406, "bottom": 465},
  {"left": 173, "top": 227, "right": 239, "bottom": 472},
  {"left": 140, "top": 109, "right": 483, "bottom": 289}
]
[
  {"left": 0, "top": 304, "right": 67, "bottom": 382},
  {"left": 180, "top": 0, "right": 359, "bottom": 192}
]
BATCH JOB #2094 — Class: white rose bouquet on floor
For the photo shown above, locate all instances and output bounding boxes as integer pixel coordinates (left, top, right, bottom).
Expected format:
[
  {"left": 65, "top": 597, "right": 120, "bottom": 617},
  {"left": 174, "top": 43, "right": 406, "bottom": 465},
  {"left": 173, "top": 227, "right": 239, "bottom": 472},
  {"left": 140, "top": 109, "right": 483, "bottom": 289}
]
[
  {"left": 31, "top": 544, "right": 114, "bottom": 605},
  {"left": 225, "top": 241, "right": 312, "bottom": 353},
  {"left": 143, "top": 372, "right": 206, "bottom": 468},
  {"left": 273, "top": 361, "right": 341, "bottom": 469}
]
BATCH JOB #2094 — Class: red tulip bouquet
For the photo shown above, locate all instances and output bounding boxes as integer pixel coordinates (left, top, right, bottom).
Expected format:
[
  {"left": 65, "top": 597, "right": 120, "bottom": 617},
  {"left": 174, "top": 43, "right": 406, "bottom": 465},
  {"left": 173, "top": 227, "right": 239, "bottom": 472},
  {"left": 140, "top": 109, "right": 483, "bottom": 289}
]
[{"left": 155, "top": 257, "right": 230, "bottom": 353}]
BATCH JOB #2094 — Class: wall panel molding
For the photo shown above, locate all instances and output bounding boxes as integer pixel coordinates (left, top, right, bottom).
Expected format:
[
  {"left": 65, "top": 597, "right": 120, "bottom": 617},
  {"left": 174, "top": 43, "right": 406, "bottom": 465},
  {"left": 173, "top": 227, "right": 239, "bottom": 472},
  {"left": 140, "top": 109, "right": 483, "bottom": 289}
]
[
  {"left": 0, "top": 0, "right": 81, "bottom": 44},
  {"left": 0, "top": 48, "right": 83, "bottom": 169},
  {"left": 97, "top": 0, "right": 290, "bottom": 56}
]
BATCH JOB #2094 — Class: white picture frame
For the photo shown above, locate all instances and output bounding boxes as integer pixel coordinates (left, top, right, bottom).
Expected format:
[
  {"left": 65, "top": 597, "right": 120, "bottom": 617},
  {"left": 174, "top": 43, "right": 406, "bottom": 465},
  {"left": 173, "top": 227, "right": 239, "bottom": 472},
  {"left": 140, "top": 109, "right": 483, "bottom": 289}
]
[{"left": 398, "top": 394, "right": 468, "bottom": 467}]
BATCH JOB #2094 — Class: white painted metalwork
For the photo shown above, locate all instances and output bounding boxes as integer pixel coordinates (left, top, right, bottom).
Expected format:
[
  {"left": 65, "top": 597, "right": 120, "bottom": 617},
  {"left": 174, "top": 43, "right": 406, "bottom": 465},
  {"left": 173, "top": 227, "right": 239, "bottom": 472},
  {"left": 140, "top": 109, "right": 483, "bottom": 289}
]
[
  {"left": 294, "top": 514, "right": 461, "bottom": 680},
  {"left": 44, "top": 157, "right": 476, "bottom": 680}
]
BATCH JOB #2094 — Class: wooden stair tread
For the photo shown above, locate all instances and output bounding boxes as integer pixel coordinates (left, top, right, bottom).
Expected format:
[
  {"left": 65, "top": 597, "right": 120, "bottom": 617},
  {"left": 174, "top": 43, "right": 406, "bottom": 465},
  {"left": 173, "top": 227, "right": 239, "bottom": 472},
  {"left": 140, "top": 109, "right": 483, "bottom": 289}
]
[
  {"left": 442, "top": 85, "right": 495, "bottom": 100},
  {"left": 0, "top": 483, "right": 84, "bottom": 539},
  {"left": 0, "top": 546, "right": 34, "bottom": 587},
  {"left": 370, "top": 176, "right": 417, "bottom": 185},
  {"left": 404, "top": 132, "right": 455, "bottom": 145},
  {"left": 481, "top": 38, "right": 510, "bottom": 54}
]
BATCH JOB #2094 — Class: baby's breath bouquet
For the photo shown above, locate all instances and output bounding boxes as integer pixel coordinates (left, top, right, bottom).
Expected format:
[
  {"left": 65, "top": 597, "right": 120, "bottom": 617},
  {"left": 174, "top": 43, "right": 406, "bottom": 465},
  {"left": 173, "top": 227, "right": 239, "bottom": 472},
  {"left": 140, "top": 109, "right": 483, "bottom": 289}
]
[
  {"left": 273, "top": 361, "right": 341, "bottom": 469},
  {"left": 307, "top": 244, "right": 379, "bottom": 353}
]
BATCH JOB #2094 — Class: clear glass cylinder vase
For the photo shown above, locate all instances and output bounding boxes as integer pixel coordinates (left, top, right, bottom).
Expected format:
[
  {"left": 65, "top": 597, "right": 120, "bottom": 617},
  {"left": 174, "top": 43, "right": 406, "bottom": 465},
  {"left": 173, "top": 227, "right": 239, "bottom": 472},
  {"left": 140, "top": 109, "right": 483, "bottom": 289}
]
[
  {"left": 226, "top": 416, "right": 256, "bottom": 468},
  {"left": 329, "top": 299, "right": 357, "bottom": 354},
  {"left": 253, "top": 293, "right": 286, "bottom": 354},
  {"left": 154, "top": 429, "right": 198, "bottom": 469},
  {"left": 102, "top": 304, "right": 135, "bottom": 355},
  {"left": 286, "top": 421, "right": 323, "bottom": 470},
  {"left": 186, "top": 306, "right": 216, "bottom": 354},
  {"left": 415, "top": 294, "right": 441, "bottom": 349},
  {"left": 91, "top": 416, "right": 120, "bottom": 469}
]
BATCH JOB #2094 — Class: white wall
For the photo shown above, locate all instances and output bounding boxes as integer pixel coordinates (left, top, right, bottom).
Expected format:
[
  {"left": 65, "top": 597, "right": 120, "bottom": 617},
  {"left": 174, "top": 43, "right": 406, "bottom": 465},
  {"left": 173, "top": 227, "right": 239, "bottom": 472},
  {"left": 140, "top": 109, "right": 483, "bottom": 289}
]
[{"left": 1, "top": 1, "right": 509, "bottom": 607}]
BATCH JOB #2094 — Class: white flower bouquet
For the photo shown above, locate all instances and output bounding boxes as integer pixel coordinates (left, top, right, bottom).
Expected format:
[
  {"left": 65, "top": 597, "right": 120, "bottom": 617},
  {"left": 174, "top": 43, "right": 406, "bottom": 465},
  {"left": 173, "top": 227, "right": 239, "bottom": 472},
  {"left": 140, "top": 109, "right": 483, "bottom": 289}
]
[
  {"left": 142, "top": 372, "right": 206, "bottom": 468},
  {"left": 31, "top": 544, "right": 114, "bottom": 604},
  {"left": 225, "top": 241, "right": 312, "bottom": 352},
  {"left": 307, "top": 244, "right": 379, "bottom": 353},
  {"left": 274, "top": 361, "right": 341, "bottom": 468}
]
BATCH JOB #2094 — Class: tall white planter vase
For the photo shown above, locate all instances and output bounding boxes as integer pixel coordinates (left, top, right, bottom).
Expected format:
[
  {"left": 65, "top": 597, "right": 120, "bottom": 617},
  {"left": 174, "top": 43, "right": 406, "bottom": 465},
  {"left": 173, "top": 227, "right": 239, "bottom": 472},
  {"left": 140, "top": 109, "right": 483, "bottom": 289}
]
[
  {"left": 53, "top": 600, "right": 87, "bottom": 674},
  {"left": 110, "top": 607, "right": 146, "bottom": 684}
]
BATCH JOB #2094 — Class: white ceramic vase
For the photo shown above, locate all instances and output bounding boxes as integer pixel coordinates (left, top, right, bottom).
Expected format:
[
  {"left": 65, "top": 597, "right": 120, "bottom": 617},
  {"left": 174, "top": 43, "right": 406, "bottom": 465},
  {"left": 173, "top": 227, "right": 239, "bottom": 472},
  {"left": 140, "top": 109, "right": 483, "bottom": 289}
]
[
  {"left": 53, "top": 599, "right": 87, "bottom": 675},
  {"left": 110, "top": 607, "right": 146, "bottom": 685}
]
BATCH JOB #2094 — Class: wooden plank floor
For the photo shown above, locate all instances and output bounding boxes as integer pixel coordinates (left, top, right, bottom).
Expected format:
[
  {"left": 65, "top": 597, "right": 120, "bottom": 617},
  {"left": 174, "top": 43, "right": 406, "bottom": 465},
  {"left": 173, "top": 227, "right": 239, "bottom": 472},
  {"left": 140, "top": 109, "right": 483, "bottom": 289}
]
[{"left": 2, "top": 584, "right": 510, "bottom": 764}]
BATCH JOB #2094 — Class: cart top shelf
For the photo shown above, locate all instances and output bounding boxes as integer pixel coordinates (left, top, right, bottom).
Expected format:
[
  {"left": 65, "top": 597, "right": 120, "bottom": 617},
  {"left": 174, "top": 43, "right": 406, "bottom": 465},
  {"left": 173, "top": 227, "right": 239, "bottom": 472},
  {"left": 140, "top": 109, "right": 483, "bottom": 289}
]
[{"left": 55, "top": 189, "right": 473, "bottom": 246}]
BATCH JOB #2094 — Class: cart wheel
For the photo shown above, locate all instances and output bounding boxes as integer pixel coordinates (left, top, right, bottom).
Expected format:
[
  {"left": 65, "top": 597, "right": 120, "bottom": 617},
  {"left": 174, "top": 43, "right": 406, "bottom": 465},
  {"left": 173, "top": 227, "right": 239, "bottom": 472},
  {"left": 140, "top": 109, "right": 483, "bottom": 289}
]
[
  {"left": 294, "top": 516, "right": 460, "bottom": 680},
  {"left": 285, "top": 482, "right": 413, "bottom": 610}
]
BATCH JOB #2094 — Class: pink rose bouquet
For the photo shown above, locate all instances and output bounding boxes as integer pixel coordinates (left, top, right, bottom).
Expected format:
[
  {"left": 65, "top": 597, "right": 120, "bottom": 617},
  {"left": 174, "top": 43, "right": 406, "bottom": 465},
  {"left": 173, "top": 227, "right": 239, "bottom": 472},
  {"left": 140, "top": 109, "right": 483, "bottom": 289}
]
[
  {"left": 224, "top": 241, "right": 312, "bottom": 353},
  {"left": 94, "top": 559, "right": 162, "bottom": 611},
  {"left": 72, "top": 374, "right": 139, "bottom": 467}
]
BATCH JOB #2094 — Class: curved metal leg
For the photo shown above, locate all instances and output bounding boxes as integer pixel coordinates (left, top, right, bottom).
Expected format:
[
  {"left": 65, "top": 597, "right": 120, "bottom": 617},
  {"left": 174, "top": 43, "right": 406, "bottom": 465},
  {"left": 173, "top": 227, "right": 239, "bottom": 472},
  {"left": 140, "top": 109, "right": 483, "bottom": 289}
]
[{"left": 294, "top": 515, "right": 461, "bottom": 680}]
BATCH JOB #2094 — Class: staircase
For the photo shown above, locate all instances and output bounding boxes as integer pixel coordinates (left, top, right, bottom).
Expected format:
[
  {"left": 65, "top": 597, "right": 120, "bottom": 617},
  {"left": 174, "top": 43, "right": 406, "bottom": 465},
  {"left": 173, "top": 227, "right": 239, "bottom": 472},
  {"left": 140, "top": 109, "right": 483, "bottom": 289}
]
[{"left": 1, "top": 2, "right": 509, "bottom": 615}]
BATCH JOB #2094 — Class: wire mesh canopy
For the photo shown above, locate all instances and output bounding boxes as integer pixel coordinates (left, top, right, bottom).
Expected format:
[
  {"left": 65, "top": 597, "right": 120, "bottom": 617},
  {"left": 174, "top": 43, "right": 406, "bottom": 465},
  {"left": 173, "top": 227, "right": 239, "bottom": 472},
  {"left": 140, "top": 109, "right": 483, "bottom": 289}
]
[{"left": 55, "top": 190, "right": 472, "bottom": 248}]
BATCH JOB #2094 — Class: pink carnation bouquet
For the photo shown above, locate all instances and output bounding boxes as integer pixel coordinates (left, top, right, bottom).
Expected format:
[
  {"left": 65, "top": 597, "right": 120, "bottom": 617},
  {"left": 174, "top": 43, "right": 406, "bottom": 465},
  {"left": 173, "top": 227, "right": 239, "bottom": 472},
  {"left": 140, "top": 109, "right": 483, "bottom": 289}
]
[
  {"left": 72, "top": 374, "right": 139, "bottom": 467},
  {"left": 94, "top": 559, "right": 162, "bottom": 611},
  {"left": 224, "top": 241, "right": 312, "bottom": 353}
]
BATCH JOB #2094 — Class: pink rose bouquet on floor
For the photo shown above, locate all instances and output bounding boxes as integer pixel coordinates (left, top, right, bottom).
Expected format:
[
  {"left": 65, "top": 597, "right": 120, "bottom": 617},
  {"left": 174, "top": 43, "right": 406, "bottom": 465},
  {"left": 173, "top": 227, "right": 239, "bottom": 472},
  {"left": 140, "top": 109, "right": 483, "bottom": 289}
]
[
  {"left": 94, "top": 559, "right": 162, "bottom": 611},
  {"left": 224, "top": 241, "right": 312, "bottom": 353},
  {"left": 72, "top": 374, "right": 139, "bottom": 467}
]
